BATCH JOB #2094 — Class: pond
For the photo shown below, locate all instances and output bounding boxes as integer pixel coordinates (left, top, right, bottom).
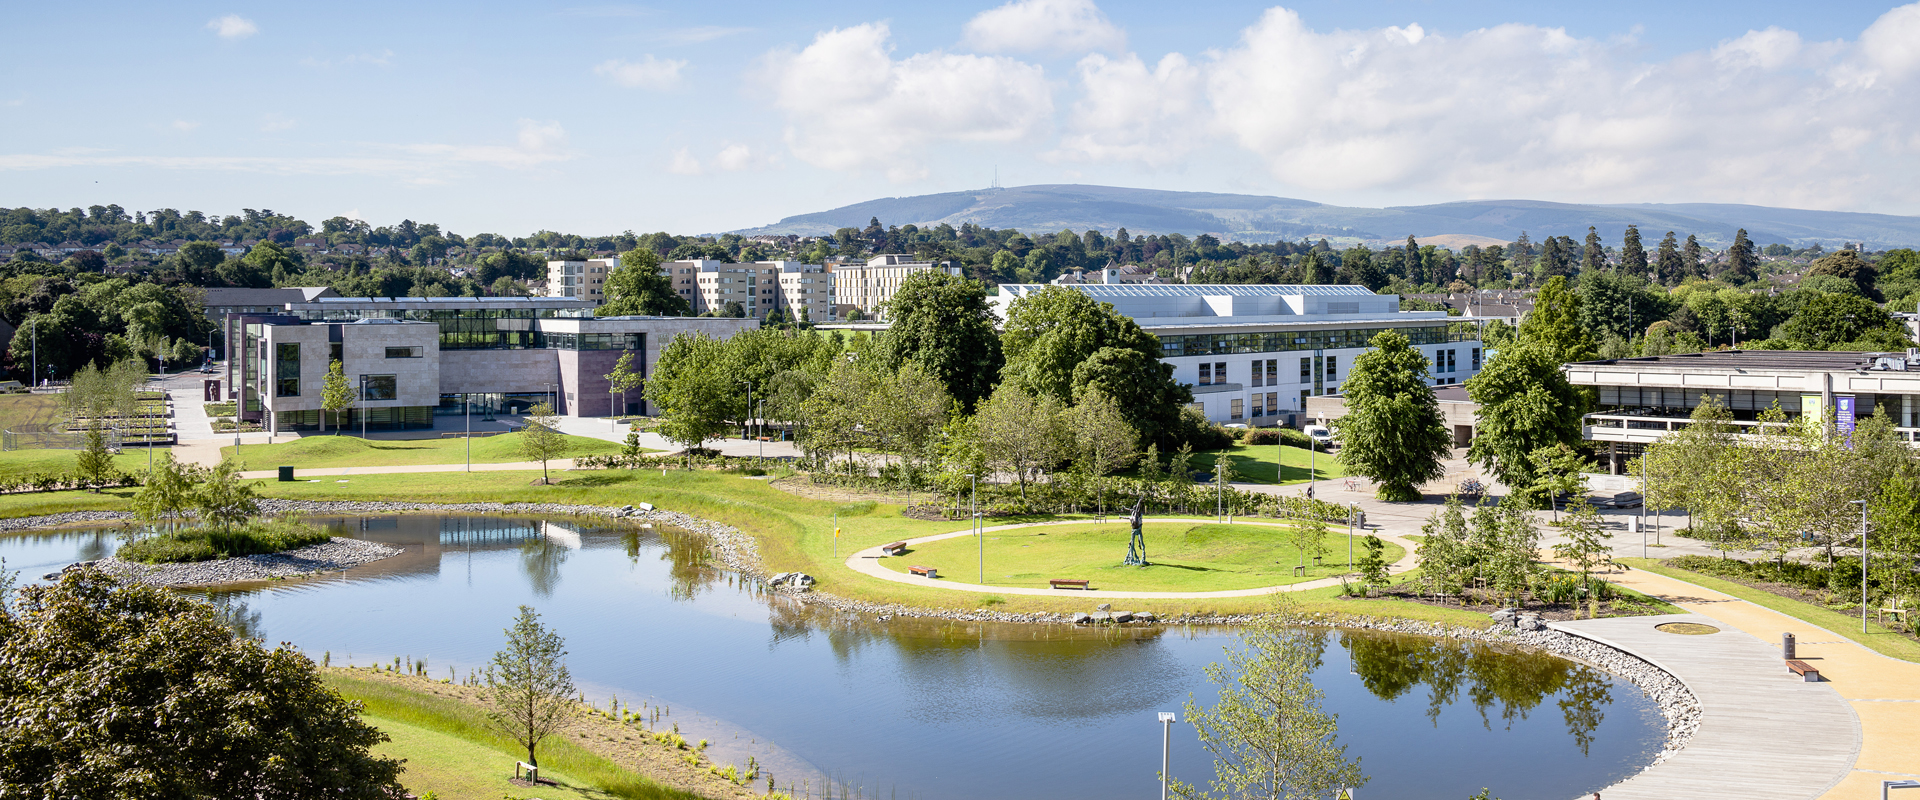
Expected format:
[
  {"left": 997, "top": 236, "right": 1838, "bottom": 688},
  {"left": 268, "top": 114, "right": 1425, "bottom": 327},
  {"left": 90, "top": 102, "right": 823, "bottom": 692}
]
[{"left": 0, "top": 515, "right": 1666, "bottom": 800}]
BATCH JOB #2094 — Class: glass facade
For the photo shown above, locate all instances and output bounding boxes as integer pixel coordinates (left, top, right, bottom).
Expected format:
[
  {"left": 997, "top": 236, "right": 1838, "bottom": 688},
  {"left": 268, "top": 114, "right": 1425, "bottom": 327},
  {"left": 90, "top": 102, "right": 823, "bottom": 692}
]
[
  {"left": 362, "top": 375, "right": 397, "bottom": 401},
  {"left": 294, "top": 306, "right": 586, "bottom": 350},
  {"left": 275, "top": 343, "right": 300, "bottom": 397},
  {"left": 538, "top": 332, "right": 643, "bottom": 351},
  {"left": 1157, "top": 326, "right": 1469, "bottom": 358}
]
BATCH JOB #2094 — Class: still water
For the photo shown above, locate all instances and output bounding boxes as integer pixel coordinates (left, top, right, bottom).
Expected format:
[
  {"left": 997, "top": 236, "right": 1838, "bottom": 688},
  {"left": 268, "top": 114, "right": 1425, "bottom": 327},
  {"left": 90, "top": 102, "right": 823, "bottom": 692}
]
[{"left": 1, "top": 516, "right": 1664, "bottom": 800}]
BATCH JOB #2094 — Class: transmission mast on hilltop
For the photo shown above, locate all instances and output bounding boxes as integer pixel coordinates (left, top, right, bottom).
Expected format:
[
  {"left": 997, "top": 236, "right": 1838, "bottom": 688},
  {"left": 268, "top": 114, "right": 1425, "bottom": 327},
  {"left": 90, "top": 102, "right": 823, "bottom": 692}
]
[{"left": 989, "top": 166, "right": 1002, "bottom": 190}]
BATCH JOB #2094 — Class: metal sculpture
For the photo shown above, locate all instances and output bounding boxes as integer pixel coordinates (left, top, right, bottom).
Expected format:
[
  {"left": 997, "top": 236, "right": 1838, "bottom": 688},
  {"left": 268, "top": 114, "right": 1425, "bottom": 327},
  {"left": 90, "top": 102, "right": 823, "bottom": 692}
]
[{"left": 1124, "top": 495, "right": 1148, "bottom": 566}]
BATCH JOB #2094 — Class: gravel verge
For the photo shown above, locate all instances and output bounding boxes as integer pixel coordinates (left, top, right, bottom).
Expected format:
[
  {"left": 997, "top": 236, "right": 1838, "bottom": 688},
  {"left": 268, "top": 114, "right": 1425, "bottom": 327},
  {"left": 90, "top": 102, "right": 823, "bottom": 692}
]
[{"left": 84, "top": 537, "right": 403, "bottom": 587}]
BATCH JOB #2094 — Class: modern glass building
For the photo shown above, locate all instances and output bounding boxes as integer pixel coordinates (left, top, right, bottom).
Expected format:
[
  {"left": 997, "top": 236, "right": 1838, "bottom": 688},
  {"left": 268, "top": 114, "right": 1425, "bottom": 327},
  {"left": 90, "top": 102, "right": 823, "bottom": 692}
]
[{"left": 991, "top": 283, "right": 1482, "bottom": 426}]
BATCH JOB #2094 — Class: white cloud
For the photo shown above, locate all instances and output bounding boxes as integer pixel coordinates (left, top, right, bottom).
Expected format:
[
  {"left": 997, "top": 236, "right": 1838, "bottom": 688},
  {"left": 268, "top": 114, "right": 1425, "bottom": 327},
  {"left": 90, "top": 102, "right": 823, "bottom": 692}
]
[
  {"left": 1051, "top": 52, "right": 1203, "bottom": 166},
  {"left": 667, "top": 147, "right": 703, "bottom": 175},
  {"left": 1038, "top": 4, "right": 1920, "bottom": 211},
  {"left": 171, "top": 120, "right": 201, "bottom": 132},
  {"left": 962, "top": 0, "right": 1124, "bottom": 54},
  {"left": 595, "top": 55, "right": 687, "bottom": 89},
  {"left": 207, "top": 14, "right": 257, "bottom": 40},
  {"left": 760, "top": 22, "right": 1052, "bottom": 181}
]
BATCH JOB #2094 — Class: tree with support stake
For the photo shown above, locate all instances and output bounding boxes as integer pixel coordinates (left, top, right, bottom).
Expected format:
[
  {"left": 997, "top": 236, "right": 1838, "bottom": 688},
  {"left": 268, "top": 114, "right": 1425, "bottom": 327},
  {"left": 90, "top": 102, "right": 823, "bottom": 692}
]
[{"left": 320, "top": 360, "right": 353, "bottom": 435}]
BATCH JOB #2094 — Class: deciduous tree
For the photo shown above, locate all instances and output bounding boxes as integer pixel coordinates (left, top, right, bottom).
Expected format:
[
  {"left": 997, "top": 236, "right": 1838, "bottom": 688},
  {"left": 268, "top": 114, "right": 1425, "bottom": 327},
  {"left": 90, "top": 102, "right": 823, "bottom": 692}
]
[
  {"left": 880, "top": 271, "right": 1003, "bottom": 411},
  {"left": 1332, "top": 330, "right": 1451, "bottom": 502},
  {"left": 321, "top": 359, "right": 354, "bottom": 434},
  {"left": 519, "top": 402, "right": 566, "bottom": 484},
  {"left": 597, "top": 248, "right": 690, "bottom": 317},
  {"left": 486, "top": 605, "right": 576, "bottom": 771}
]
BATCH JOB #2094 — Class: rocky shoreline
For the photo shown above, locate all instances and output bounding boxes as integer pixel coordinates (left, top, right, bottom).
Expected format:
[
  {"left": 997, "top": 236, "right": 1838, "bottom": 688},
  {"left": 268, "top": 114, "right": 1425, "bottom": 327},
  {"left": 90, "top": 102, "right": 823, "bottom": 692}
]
[
  {"left": 13, "top": 498, "right": 1701, "bottom": 768},
  {"left": 83, "top": 537, "right": 404, "bottom": 587}
]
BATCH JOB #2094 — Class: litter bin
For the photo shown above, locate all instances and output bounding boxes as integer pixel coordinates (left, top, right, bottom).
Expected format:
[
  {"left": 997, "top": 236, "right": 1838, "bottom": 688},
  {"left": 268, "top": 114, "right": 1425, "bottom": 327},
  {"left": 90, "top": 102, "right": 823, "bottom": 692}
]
[{"left": 278, "top": 466, "right": 295, "bottom": 482}]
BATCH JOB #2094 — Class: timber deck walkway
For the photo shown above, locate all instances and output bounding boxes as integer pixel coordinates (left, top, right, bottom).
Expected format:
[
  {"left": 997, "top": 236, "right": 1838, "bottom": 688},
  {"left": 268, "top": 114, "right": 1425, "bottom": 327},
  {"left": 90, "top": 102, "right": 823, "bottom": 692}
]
[
  {"left": 843, "top": 518, "right": 1418, "bottom": 599},
  {"left": 1552, "top": 613, "right": 1859, "bottom": 800}
]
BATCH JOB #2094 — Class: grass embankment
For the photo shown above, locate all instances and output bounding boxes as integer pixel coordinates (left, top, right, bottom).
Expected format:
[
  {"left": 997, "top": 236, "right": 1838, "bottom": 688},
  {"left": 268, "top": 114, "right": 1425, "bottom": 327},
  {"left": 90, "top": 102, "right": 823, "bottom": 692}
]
[
  {"left": 0, "top": 448, "right": 174, "bottom": 482},
  {"left": 0, "top": 393, "right": 61, "bottom": 430},
  {"left": 1191, "top": 442, "right": 1346, "bottom": 485},
  {"left": 326, "top": 670, "right": 712, "bottom": 800},
  {"left": 878, "top": 521, "right": 1403, "bottom": 592},
  {"left": 1618, "top": 557, "right": 1920, "bottom": 663},
  {"left": 115, "top": 517, "right": 333, "bottom": 563},
  {"left": 222, "top": 432, "right": 635, "bottom": 469}
]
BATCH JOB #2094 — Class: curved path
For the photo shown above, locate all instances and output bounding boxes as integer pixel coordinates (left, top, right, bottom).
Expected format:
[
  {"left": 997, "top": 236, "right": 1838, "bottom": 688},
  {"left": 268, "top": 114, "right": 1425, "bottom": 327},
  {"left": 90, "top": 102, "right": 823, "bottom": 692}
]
[{"left": 843, "top": 517, "right": 1418, "bottom": 599}]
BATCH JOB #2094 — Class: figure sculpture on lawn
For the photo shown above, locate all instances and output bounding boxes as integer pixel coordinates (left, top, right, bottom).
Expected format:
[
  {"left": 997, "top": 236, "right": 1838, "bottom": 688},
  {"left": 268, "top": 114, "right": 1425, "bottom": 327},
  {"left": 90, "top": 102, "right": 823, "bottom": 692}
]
[{"left": 1123, "top": 495, "right": 1148, "bottom": 566}]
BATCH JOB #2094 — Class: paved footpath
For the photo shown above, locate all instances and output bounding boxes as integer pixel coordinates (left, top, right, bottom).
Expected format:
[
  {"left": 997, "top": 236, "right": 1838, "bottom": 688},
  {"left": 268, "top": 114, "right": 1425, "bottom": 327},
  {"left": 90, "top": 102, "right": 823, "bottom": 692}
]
[
  {"left": 843, "top": 517, "right": 1419, "bottom": 599},
  {"left": 1589, "top": 565, "right": 1920, "bottom": 799}
]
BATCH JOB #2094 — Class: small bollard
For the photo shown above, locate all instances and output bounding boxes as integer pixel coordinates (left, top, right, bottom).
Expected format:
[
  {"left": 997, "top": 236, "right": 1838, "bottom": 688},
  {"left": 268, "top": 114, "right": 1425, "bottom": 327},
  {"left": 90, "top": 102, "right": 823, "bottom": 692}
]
[{"left": 1782, "top": 631, "right": 1796, "bottom": 660}]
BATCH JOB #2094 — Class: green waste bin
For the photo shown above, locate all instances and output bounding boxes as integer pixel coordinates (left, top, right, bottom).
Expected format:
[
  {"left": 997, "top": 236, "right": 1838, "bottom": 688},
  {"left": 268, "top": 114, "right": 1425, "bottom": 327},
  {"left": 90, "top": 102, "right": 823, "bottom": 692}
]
[{"left": 278, "top": 466, "right": 295, "bottom": 482}]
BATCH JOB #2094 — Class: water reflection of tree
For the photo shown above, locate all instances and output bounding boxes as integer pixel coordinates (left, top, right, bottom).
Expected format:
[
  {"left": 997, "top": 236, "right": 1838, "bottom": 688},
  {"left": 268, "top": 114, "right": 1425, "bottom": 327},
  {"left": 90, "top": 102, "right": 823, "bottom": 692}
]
[
  {"left": 202, "top": 591, "right": 265, "bottom": 641},
  {"left": 1342, "top": 630, "right": 1611, "bottom": 753},
  {"left": 657, "top": 528, "right": 720, "bottom": 602},
  {"left": 519, "top": 536, "right": 569, "bottom": 598}
]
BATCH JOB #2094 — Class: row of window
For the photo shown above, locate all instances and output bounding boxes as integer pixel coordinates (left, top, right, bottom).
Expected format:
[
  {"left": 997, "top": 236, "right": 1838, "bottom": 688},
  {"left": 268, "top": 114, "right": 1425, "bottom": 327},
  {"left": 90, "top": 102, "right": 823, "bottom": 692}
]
[
  {"left": 1159, "top": 326, "right": 1470, "bottom": 358},
  {"left": 1195, "top": 357, "right": 1341, "bottom": 386},
  {"left": 1434, "top": 348, "right": 1481, "bottom": 374}
]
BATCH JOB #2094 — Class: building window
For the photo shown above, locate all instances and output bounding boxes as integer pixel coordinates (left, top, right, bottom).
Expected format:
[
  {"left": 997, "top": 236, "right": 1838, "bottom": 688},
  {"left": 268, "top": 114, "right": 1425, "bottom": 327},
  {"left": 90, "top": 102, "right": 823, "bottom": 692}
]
[
  {"left": 361, "top": 375, "right": 397, "bottom": 401},
  {"left": 1265, "top": 392, "right": 1278, "bottom": 416},
  {"left": 385, "top": 346, "right": 423, "bottom": 359},
  {"left": 1265, "top": 359, "right": 1277, "bottom": 386},
  {"left": 1434, "top": 351, "right": 1445, "bottom": 374},
  {"left": 1198, "top": 363, "right": 1212, "bottom": 385},
  {"left": 1300, "top": 357, "right": 1311, "bottom": 383},
  {"left": 1446, "top": 349, "right": 1457, "bottom": 373},
  {"left": 1252, "top": 395, "right": 1264, "bottom": 417},
  {"left": 1472, "top": 347, "right": 1482, "bottom": 371},
  {"left": 1214, "top": 362, "right": 1227, "bottom": 384},
  {"left": 1325, "top": 356, "right": 1338, "bottom": 380},
  {"left": 1230, "top": 398, "right": 1244, "bottom": 420},
  {"left": 275, "top": 343, "right": 299, "bottom": 397},
  {"left": 1300, "top": 389, "right": 1310, "bottom": 410}
]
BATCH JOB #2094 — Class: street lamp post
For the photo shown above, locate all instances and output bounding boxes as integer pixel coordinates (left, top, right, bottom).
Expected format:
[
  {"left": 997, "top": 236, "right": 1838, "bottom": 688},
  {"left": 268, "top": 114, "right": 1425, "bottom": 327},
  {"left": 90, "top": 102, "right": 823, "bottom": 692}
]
[
  {"left": 1157, "top": 712, "right": 1177, "bottom": 800},
  {"left": 465, "top": 394, "right": 472, "bottom": 472},
  {"left": 360, "top": 375, "right": 368, "bottom": 438},
  {"left": 737, "top": 380, "right": 754, "bottom": 462},
  {"left": 1853, "top": 498, "right": 1870, "bottom": 634}
]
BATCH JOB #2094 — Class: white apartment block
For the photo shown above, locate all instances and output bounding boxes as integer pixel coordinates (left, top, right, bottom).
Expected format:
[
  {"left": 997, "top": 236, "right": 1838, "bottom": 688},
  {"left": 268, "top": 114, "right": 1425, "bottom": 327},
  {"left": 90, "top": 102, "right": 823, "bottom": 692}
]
[
  {"left": 547, "top": 258, "right": 618, "bottom": 305},
  {"left": 661, "top": 259, "right": 838, "bottom": 320},
  {"left": 833, "top": 255, "right": 963, "bottom": 320}
]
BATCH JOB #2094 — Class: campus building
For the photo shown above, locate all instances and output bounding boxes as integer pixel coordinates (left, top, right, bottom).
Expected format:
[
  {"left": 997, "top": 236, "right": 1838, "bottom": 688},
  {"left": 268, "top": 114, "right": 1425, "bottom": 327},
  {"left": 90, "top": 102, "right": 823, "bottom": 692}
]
[
  {"left": 223, "top": 297, "right": 755, "bottom": 432},
  {"left": 834, "top": 255, "right": 961, "bottom": 320},
  {"left": 546, "top": 259, "right": 617, "bottom": 305},
  {"left": 664, "top": 259, "right": 837, "bottom": 320},
  {"left": 1568, "top": 349, "right": 1920, "bottom": 473},
  {"left": 991, "top": 284, "right": 1482, "bottom": 426}
]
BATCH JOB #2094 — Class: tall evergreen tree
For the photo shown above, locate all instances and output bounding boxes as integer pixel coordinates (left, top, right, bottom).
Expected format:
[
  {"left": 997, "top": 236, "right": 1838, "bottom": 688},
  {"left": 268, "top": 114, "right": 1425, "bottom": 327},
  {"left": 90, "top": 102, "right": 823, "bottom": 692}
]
[
  {"left": 1517, "top": 276, "right": 1597, "bottom": 364},
  {"left": 1655, "top": 231, "right": 1683, "bottom": 285},
  {"left": 1404, "top": 236, "right": 1425, "bottom": 284},
  {"left": 1682, "top": 234, "right": 1704, "bottom": 279},
  {"left": 1621, "top": 225, "right": 1647, "bottom": 276},
  {"left": 1719, "top": 228, "right": 1758, "bottom": 285},
  {"left": 1509, "top": 231, "right": 1535, "bottom": 274},
  {"left": 1581, "top": 226, "right": 1605, "bottom": 274}
]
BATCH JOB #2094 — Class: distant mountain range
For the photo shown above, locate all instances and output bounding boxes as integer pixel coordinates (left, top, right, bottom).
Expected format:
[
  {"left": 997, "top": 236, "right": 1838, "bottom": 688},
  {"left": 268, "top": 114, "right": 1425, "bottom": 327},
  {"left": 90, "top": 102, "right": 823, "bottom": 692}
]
[{"left": 730, "top": 184, "right": 1920, "bottom": 249}]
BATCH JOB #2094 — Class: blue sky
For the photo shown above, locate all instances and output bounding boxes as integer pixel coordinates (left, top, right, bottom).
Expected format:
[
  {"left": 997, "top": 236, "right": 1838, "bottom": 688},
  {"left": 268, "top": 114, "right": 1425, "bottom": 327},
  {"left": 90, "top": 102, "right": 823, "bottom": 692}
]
[{"left": 5, "top": 1, "right": 1919, "bottom": 236}]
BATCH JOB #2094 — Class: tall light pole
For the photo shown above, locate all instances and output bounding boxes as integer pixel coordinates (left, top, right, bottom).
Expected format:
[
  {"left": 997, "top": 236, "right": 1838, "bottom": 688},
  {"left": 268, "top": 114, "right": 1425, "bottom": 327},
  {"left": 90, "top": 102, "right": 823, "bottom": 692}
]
[
  {"left": 1640, "top": 448, "right": 1649, "bottom": 559},
  {"left": 360, "top": 375, "right": 369, "bottom": 438},
  {"left": 29, "top": 320, "right": 35, "bottom": 389},
  {"left": 964, "top": 473, "right": 979, "bottom": 583},
  {"left": 1157, "top": 712, "right": 1177, "bottom": 800},
  {"left": 465, "top": 394, "right": 472, "bottom": 472},
  {"left": 736, "top": 380, "right": 754, "bottom": 455},
  {"left": 1853, "top": 498, "right": 1869, "bottom": 634}
]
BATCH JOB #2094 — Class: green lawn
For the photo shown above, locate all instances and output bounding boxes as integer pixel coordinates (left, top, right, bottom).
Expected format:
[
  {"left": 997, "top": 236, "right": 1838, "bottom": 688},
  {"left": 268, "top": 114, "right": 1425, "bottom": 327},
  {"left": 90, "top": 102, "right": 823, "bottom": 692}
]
[
  {"left": 0, "top": 447, "right": 173, "bottom": 482},
  {"left": 1619, "top": 558, "right": 1920, "bottom": 663},
  {"left": 878, "top": 521, "right": 1402, "bottom": 592},
  {"left": 326, "top": 670, "right": 702, "bottom": 800},
  {"left": 1194, "top": 442, "right": 1346, "bottom": 485},
  {"left": 367, "top": 714, "right": 617, "bottom": 800},
  {"left": 0, "top": 393, "right": 61, "bottom": 431},
  {"left": 221, "top": 432, "right": 632, "bottom": 469}
]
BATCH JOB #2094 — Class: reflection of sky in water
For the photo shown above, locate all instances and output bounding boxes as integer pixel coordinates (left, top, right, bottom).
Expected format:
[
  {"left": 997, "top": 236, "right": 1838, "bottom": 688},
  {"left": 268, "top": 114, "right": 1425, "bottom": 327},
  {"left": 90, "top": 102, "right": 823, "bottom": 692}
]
[{"left": 1, "top": 517, "right": 1664, "bottom": 800}]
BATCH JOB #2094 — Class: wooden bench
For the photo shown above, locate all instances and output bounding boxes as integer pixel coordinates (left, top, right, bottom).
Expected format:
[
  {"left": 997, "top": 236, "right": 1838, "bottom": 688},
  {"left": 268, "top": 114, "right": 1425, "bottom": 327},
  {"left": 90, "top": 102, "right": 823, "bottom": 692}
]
[
  {"left": 881, "top": 541, "right": 908, "bottom": 556},
  {"left": 757, "top": 435, "right": 774, "bottom": 442},
  {"left": 515, "top": 761, "right": 540, "bottom": 783},
  {"left": 1786, "top": 659, "right": 1820, "bottom": 682},
  {"left": 909, "top": 565, "right": 938, "bottom": 578},
  {"left": 1049, "top": 578, "right": 1091, "bottom": 590}
]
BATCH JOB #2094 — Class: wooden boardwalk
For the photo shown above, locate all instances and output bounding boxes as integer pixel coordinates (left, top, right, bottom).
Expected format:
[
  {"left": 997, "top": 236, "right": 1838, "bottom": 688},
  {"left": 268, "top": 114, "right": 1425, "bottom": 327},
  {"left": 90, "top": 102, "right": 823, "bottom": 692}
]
[{"left": 1552, "top": 614, "right": 1859, "bottom": 800}]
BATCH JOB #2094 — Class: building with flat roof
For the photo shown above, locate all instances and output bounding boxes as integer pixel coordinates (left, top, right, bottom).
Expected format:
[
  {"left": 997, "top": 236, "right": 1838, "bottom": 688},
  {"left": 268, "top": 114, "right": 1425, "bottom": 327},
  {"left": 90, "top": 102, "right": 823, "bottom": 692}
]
[
  {"left": 663, "top": 259, "right": 837, "bottom": 320},
  {"left": 223, "top": 296, "right": 755, "bottom": 432},
  {"left": 1568, "top": 349, "right": 1920, "bottom": 473},
  {"left": 993, "top": 283, "right": 1483, "bottom": 426},
  {"left": 834, "top": 255, "right": 960, "bottom": 320},
  {"left": 201, "top": 287, "right": 339, "bottom": 342},
  {"left": 547, "top": 259, "right": 618, "bottom": 305}
]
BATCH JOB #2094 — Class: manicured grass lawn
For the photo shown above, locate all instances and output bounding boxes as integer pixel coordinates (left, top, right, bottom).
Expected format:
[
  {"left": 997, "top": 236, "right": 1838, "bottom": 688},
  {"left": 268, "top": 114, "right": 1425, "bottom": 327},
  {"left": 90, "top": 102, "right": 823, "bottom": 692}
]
[
  {"left": 1619, "top": 557, "right": 1920, "bottom": 663},
  {"left": 0, "top": 447, "right": 172, "bottom": 482},
  {"left": 222, "top": 432, "right": 633, "bottom": 469},
  {"left": 0, "top": 393, "right": 61, "bottom": 431},
  {"left": 1195, "top": 442, "right": 1346, "bottom": 485},
  {"left": 326, "top": 669, "right": 701, "bottom": 800},
  {"left": 877, "top": 521, "right": 1403, "bottom": 592},
  {"left": 367, "top": 714, "right": 617, "bottom": 800}
]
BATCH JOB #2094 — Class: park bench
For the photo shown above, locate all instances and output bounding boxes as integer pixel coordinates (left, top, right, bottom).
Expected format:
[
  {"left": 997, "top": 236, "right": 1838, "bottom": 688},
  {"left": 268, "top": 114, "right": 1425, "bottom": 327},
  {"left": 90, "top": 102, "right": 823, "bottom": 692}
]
[
  {"left": 515, "top": 761, "right": 540, "bottom": 783},
  {"left": 1049, "top": 578, "right": 1091, "bottom": 590},
  {"left": 757, "top": 435, "right": 774, "bottom": 442},
  {"left": 1786, "top": 659, "right": 1820, "bottom": 682},
  {"left": 881, "top": 541, "right": 908, "bottom": 556},
  {"left": 909, "top": 565, "right": 938, "bottom": 578}
]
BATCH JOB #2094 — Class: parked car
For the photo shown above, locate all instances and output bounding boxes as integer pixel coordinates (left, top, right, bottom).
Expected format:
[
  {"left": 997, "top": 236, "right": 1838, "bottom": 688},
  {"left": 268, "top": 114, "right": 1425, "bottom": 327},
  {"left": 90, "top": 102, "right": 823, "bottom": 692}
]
[{"left": 1304, "top": 425, "right": 1334, "bottom": 447}]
